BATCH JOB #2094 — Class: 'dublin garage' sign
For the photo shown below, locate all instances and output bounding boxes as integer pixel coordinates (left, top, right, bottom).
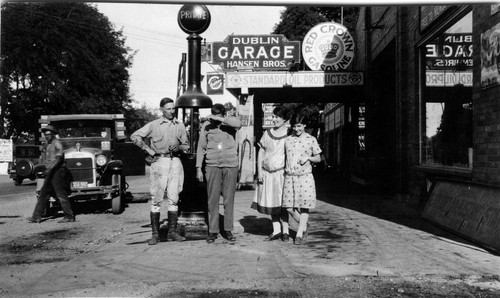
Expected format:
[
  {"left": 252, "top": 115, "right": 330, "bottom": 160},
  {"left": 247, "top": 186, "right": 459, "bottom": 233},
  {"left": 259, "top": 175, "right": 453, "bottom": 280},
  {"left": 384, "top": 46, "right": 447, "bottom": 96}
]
[
  {"left": 210, "top": 34, "right": 300, "bottom": 71},
  {"left": 302, "top": 22, "right": 355, "bottom": 71}
]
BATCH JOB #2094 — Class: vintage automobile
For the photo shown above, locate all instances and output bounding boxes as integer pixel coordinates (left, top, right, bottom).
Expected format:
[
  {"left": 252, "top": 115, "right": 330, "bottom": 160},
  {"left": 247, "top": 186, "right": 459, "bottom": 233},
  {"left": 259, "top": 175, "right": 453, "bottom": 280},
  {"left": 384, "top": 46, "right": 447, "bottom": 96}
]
[
  {"left": 8, "top": 144, "right": 41, "bottom": 185},
  {"left": 37, "top": 114, "right": 128, "bottom": 214}
]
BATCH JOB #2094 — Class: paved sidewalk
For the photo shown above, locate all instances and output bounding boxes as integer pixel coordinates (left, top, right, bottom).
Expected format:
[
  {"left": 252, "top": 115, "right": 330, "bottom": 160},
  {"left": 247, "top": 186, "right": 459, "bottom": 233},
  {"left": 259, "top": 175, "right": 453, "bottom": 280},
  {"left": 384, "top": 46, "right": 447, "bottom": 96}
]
[
  {"left": 7, "top": 171, "right": 500, "bottom": 297},
  {"left": 114, "top": 171, "right": 500, "bottom": 279}
]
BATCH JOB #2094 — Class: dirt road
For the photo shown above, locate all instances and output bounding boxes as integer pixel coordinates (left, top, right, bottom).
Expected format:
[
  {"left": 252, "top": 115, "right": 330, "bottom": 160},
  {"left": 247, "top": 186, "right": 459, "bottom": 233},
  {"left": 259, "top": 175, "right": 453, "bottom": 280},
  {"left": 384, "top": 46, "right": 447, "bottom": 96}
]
[{"left": 0, "top": 174, "right": 499, "bottom": 297}]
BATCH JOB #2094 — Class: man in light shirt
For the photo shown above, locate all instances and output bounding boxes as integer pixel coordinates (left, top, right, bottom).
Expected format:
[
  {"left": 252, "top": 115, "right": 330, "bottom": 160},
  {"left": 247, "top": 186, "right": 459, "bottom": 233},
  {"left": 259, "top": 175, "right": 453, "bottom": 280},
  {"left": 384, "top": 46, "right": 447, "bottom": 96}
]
[{"left": 131, "top": 97, "right": 189, "bottom": 245}]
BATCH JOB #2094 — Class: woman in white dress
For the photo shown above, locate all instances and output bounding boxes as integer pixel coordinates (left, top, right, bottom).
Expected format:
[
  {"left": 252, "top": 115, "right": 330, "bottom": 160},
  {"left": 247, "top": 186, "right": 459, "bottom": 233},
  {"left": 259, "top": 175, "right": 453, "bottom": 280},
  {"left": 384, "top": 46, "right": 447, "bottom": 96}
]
[{"left": 252, "top": 106, "right": 292, "bottom": 241}]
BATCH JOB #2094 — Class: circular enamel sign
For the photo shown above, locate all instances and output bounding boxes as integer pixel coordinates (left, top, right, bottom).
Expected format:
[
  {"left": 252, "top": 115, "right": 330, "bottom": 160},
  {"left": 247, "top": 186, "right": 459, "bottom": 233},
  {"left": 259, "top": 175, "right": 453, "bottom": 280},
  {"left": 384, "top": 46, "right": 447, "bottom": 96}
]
[
  {"left": 178, "top": 4, "right": 211, "bottom": 34},
  {"left": 208, "top": 75, "right": 222, "bottom": 90},
  {"left": 302, "top": 22, "right": 355, "bottom": 71}
]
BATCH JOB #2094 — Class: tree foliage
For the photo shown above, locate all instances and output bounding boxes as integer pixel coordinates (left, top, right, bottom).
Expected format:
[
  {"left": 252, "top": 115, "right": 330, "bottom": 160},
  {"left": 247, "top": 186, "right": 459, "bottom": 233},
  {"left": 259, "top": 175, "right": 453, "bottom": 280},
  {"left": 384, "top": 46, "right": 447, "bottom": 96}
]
[
  {"left": 273, "top": 6, "right": 359, "bottom": 134},
  {"left": 123, "top": 103, "right": 158, "bottom": 137},
  {"left": 273, "top": 7, "right": 329, "bottom": 42},
  {"left": 311, "top": 7, "right": 359, "bottom": 32},
  {"left": 273, "top": 6, "right": 358, "bottom": 42},
  {"left": 1, "top": 2, "right": 135, "bottom": 141}
]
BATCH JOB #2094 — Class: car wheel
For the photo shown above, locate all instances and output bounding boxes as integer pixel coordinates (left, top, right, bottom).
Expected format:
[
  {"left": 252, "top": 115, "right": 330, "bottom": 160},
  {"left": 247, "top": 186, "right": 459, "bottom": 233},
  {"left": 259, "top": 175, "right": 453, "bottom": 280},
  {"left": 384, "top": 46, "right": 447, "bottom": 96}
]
[{"left": 111, "top": 174, "right": 123, "bottom": 214}]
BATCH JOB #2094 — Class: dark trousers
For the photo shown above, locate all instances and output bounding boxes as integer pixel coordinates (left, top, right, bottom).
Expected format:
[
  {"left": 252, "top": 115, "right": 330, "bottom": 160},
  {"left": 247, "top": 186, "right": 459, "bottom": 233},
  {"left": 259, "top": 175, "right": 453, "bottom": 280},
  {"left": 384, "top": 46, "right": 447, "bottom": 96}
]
[
  {"left": 205, "top": 166, "right": 238, "bottom": 234},
  {"left": 32, "top": 167, "right": 74, "bottom": 219}
]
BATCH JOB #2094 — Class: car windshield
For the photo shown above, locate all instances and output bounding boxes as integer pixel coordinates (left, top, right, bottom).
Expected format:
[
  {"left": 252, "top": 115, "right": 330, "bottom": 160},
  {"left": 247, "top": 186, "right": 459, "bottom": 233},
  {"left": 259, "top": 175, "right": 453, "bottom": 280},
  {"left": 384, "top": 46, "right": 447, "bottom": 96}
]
[{"left": 52, "top": 120, "right": 113, "bottom": 139}]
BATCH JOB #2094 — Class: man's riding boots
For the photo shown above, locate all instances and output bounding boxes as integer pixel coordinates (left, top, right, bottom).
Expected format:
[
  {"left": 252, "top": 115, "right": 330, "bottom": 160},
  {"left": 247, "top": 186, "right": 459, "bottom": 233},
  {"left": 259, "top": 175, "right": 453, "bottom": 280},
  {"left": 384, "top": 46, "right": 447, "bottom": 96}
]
[
  {"left": 148, "top": 212, "right": 161, "bottom": 245},
  {"left": 167, "top": 211, "right": 186, "bottom": 241}
]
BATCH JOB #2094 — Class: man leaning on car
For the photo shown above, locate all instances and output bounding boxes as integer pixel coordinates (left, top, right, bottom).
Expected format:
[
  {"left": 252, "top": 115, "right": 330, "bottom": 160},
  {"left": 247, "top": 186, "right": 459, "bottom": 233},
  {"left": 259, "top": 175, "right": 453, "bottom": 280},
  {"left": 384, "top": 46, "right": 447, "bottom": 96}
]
[
  {"left": 27, "top": 125, "right": 75, "bottom": 223},
  {"left": 131, "top": 97, "right": 189, "bottom": 245}
]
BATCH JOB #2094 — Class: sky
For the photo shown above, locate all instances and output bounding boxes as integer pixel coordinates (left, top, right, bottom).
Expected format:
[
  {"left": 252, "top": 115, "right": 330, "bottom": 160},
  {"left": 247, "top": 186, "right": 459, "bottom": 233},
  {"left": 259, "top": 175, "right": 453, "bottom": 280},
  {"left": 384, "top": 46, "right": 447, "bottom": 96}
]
[{"left": 94, "top": 3, "right": 285, "bottom": 112}]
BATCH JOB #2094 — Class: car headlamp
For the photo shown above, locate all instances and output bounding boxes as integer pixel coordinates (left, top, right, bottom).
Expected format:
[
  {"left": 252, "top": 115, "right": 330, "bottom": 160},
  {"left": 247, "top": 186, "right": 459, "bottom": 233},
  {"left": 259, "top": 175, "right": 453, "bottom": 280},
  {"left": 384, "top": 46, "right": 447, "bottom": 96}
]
[{"left": 96, "top": 155, "right": 107, "bottom": 167}]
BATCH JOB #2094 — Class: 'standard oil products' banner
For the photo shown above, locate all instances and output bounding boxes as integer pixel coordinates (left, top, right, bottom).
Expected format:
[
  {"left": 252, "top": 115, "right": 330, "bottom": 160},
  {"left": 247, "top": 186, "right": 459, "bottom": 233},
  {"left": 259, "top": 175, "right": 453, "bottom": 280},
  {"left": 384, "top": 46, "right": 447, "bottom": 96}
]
[
  {"left": 426, "top": 70, "right": 473, "bottom": 87},
  {"left": 225, "top": 71, "right": 363, "bottom": 88},
  {"left": 210, "top": 34, "right": 300, "bottom": 71}
]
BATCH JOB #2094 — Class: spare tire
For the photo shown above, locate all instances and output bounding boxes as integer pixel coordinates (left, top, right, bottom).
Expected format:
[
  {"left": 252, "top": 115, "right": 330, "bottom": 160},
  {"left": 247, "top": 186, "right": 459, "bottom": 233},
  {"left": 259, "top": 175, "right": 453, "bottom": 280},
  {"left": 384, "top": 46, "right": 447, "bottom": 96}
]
[{"left": 16, "top": 160, "right": 34, "bottom": 177}]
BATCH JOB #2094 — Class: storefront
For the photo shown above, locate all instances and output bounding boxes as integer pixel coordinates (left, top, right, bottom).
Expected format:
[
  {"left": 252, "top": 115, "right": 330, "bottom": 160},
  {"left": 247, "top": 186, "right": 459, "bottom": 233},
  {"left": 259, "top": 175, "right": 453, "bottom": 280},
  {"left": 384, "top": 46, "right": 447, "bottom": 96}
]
[
  {"left": 212, "top": 6, "right": 499, "bottom": 252},
  {"left": 355, "top": 4, "right": 499, "bottom": 251}
]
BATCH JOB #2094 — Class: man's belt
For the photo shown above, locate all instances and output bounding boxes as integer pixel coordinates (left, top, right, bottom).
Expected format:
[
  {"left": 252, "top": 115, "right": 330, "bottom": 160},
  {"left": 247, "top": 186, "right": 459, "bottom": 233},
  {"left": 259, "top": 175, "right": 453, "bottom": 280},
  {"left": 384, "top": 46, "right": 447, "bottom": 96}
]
[{"left": 154, "top": 151, "right": 182, "bottom": 158}]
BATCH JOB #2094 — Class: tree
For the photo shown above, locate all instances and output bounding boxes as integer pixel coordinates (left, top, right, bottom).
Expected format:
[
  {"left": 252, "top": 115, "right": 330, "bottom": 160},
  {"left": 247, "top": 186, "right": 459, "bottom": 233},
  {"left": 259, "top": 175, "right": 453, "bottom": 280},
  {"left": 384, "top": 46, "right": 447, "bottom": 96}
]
[
  {"left": 123, "top": 103, "right": 158, "bottom": 137},
  {"left": 311, "top": 7, "right": 359, "bottom": 32},
  {"left": 273, "top": 7, "right": 358, "bottom": 43},
  {"left": 273, "top": 6, "right": 358, "bottom": 135},
  {"left": 273, "top": 7, "right": 329, "bottom": 43},
  {"left": 1, "top": 2, "right": 135, "bottom": 142}
]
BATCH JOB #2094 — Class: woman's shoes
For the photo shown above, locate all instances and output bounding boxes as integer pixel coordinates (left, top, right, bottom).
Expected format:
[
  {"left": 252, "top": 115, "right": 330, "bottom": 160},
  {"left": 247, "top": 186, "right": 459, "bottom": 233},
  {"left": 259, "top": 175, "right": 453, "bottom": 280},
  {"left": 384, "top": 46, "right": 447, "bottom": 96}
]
[
  {"left": 302, "top": 223, "right": 310, "bottom": 241},
  {"left": 295, "top": 224, "right": 310, "bottom": 245},
  {"left": 294, "top": 237, "right": 304, "bottom": 245},
  {"left": 264, "top": 232, "right": 282, "bottom": 241},
  {"left": 264, "top": 232, "right": 291, "bottom": 242}
]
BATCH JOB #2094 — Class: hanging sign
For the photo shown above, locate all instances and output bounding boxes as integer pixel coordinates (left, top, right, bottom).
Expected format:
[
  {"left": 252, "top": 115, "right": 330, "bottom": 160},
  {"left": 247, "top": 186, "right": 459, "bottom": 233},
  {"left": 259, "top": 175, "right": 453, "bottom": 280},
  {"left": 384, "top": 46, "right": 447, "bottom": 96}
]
[
  {"left": 302, "top": 22, "right": 355, "bottom": 71},
  {"left": 211, "top": 35, "right": 300, "bottom": 71},
  {"left": 262, "top": 103, "right": 277, "bottom": 128},
  {"left": 206, "top": 73, "right": 224, "bottom": 95}
]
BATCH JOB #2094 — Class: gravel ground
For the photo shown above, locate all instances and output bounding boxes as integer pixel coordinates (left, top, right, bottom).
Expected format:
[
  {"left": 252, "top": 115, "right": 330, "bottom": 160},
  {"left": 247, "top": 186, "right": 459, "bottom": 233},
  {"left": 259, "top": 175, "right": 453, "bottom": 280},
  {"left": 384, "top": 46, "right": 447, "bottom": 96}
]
[{"left": 1, "top": 186, "right": 499, "bottom": 297}]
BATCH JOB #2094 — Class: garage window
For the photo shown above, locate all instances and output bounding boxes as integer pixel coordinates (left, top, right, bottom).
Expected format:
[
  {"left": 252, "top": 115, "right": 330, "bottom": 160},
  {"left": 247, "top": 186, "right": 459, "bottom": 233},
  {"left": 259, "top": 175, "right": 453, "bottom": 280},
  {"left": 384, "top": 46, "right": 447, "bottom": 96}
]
[{"left": 421, "top": 12, "right": 473, "bottom": 168}]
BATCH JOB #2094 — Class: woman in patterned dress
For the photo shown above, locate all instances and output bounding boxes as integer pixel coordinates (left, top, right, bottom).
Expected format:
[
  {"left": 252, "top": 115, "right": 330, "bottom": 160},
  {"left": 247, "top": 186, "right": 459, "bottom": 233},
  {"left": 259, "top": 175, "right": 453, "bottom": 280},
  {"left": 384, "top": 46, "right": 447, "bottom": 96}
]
[
  {"left": 282, "top": 111, "right": 322, "bottom": 245},
  {"left": 252, "top": 106, "right": 292, "bottom": 241}
]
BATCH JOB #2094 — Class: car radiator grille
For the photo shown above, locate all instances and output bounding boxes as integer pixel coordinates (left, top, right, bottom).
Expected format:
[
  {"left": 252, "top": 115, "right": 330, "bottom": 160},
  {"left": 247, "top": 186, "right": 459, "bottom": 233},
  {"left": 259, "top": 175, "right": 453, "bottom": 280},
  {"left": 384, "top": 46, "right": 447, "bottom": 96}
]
[{"left": 66, "top": 157, "right": 94, "bottom": 183}]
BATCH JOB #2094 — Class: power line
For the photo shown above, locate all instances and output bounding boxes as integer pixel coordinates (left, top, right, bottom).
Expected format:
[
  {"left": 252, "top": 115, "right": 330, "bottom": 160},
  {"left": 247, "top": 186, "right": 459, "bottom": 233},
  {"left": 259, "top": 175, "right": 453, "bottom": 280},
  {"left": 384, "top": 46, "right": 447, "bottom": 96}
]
[{"left": 8, "top": 5, "right": 187, "bottom": 50}]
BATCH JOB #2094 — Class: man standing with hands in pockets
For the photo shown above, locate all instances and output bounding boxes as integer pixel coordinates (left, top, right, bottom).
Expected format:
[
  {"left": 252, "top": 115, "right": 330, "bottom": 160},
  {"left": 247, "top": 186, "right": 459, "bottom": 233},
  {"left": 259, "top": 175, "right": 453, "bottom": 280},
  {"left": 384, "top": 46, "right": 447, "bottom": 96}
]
[{"left": 131, "top": 97, "right": 189, "bottom": 245}]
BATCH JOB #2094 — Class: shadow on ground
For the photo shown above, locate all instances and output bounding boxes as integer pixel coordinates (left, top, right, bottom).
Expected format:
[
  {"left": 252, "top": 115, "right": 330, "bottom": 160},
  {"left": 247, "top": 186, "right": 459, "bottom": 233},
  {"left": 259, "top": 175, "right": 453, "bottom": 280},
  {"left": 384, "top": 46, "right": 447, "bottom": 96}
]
[{"left": 312, "top": 167, "right": 480, "bottom": 250}]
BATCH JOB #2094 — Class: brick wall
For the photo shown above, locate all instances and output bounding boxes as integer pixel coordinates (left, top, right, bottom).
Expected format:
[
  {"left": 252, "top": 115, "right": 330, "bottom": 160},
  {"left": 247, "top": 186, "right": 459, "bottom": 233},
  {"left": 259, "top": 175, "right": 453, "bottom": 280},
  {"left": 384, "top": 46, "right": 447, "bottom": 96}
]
[
  {"left": 472, "top": 6, "right": 500, "bottom": 185},
  {"left": 370, "top": 7, "right": 398, "bottom": 59},
  {"left": 353, "top": 6, "right": 499, "bottom": 202},
  {"left": 360, "top": 7, "right": 423, "bottom": 200},
  {"left": 354, "top": 8, "right": 366, "bottom": 70},
  {"left": 405, "top": 6, "right": 428, "bottom": 203}
]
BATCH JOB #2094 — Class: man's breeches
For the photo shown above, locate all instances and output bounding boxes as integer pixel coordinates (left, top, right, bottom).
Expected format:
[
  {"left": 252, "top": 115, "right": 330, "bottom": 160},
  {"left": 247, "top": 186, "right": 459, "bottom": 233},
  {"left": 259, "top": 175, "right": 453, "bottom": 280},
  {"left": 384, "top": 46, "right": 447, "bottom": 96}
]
[{"left": 149, "top": 157, "right": 184, "bottom": 212}]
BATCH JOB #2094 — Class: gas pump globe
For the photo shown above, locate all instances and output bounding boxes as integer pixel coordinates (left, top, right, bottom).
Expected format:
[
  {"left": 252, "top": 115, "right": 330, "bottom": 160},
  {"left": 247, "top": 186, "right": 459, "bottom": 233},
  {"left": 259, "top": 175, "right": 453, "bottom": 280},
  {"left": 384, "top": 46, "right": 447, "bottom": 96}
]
[{"left": 176, "top": 4, "right": 212, "bottom": 232}]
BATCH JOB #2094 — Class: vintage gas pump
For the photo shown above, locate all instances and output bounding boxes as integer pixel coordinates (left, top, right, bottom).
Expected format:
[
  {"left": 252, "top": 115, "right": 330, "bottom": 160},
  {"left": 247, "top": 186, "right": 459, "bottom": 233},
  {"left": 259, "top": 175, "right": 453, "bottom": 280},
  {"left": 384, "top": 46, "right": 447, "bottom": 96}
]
[{"left": 176, "top": 4, "right": 212, "bottom": 233}]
